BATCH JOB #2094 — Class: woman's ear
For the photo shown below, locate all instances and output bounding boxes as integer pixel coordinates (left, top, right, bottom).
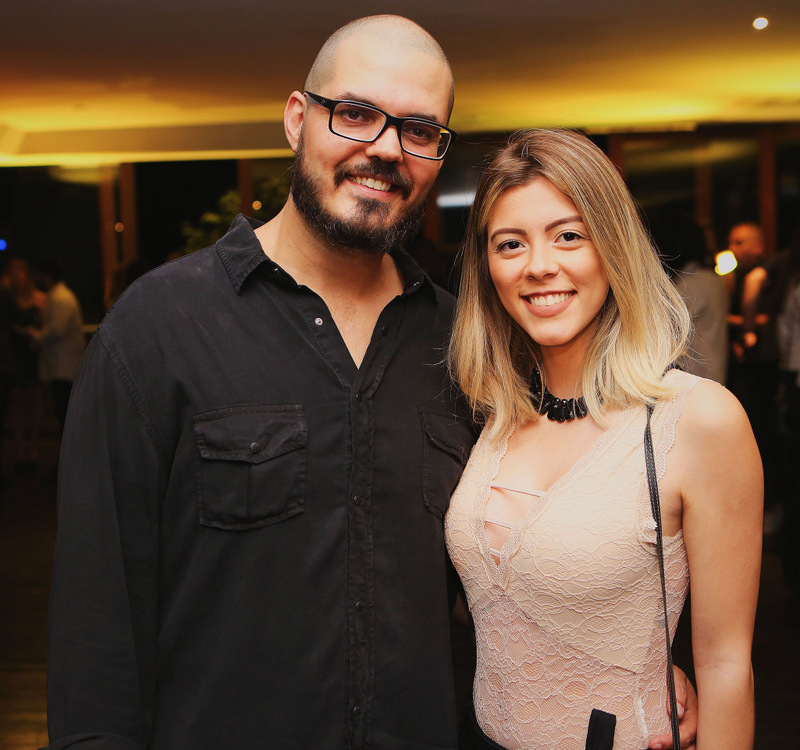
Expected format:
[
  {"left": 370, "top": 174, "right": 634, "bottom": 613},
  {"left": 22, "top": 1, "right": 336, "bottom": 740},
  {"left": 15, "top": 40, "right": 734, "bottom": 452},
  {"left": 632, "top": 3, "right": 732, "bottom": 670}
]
[{"left": 284, "top": 91, "right": 306, "bottom": 153}]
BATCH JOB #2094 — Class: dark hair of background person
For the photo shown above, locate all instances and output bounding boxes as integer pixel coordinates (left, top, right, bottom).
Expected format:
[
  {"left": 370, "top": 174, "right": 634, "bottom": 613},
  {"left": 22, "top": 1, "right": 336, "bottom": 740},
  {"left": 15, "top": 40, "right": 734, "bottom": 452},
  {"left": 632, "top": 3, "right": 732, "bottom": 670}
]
[
  {"left": 648, "top": 211, "right": 713, "bottom": 279},
  {"left": 772, "top": 223, "right": 800, "bottom": 312}
]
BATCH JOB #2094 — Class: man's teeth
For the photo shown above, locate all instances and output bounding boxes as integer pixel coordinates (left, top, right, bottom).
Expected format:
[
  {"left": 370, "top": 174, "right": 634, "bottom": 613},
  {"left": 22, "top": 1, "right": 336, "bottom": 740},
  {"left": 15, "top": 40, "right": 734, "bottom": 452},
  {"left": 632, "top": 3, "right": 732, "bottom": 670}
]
[
  {"left": 529, "top": 292, "right": 572, "bottom": 307},
  {"left": 352, "top": 176, "right": 392, "bottom": 192}
]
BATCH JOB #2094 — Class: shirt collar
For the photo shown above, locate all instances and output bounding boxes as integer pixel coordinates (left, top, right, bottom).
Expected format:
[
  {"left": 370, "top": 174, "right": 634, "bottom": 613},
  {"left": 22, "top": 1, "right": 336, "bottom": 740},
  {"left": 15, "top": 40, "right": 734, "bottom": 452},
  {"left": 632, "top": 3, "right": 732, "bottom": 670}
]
[
  {"left": 216, "top": 213, "right": 436, "bottom": 298},
  {"left": 215, "top": 214, "right": 271, "bottom": 294}
]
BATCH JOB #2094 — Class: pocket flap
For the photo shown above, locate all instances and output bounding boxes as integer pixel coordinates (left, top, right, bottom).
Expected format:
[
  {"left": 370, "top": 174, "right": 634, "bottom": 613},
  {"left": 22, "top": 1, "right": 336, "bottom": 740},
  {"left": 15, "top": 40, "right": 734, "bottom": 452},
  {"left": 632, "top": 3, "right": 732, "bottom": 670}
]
[
  {"left": 194, "top": 404, "right": 306, "bottom": 464},
  {"left": 419, "top": 407, "right": 470, "bottom": 464}
]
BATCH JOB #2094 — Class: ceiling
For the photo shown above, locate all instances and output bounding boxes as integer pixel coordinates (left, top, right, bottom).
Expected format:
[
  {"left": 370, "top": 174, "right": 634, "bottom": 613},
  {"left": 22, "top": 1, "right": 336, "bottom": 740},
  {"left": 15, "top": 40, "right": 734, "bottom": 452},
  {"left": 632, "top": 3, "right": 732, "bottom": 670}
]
[{"left": 2, "top": 0, "right": 799, "bottom": 168}]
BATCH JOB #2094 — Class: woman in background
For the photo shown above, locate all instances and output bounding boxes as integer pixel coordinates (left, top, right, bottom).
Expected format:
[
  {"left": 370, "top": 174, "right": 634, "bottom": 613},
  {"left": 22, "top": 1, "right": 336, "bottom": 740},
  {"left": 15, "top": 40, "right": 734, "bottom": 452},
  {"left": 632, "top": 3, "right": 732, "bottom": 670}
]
[{"left": 446, "top": 130, "right": 761, "bottom": 750}]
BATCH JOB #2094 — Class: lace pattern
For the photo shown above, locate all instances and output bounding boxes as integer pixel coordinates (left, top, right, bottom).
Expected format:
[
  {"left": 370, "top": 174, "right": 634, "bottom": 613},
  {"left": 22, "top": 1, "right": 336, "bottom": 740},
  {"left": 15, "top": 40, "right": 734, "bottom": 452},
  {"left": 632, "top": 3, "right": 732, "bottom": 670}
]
[{"left": 445, "top": 369, "right": 698, "bottom": 750}]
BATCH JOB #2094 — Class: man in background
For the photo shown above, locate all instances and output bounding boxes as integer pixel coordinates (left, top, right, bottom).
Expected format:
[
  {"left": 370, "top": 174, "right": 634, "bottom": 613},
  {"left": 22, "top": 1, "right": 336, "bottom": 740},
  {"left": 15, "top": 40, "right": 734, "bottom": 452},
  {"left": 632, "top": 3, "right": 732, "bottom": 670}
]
[
  {"left": 726, "top": 221, "right": 781, "bottom": 523},
  {"left": 28, "top": 261, "right": 85, "bottom": 430}
]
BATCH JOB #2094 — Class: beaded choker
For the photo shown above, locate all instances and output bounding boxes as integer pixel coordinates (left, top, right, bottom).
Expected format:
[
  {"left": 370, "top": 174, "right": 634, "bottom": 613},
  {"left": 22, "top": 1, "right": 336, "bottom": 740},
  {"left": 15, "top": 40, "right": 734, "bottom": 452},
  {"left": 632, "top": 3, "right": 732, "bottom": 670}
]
[{"left": 530, "top": 368, "right": 588, "bottom": 422}]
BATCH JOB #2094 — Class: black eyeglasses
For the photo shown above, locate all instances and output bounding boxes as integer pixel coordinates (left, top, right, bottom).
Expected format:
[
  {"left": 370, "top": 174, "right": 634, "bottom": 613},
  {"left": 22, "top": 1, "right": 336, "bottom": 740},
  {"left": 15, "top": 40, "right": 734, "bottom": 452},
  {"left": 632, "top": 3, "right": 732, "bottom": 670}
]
[{"left": 304, "top": 91, "right": 456, "bottom": 161}]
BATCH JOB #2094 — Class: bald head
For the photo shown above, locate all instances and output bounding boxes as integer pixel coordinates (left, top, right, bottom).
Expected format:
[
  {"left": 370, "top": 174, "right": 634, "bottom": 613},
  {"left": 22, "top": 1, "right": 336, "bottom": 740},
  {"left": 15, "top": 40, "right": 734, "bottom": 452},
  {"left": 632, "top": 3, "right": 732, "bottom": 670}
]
[
  {"left": 305, "top": 15, "right": 455, "bottom": 119},
  {"left": 728, "top": 222, "right": 764, "bottom": 269}
]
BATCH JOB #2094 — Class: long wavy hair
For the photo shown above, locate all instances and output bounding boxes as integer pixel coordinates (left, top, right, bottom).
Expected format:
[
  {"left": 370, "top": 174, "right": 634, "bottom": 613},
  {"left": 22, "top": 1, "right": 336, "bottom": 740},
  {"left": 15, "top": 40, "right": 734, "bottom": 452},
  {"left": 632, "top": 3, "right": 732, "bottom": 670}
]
[{"left": 448, "top": 129, "right": 690, "bottom": 437}]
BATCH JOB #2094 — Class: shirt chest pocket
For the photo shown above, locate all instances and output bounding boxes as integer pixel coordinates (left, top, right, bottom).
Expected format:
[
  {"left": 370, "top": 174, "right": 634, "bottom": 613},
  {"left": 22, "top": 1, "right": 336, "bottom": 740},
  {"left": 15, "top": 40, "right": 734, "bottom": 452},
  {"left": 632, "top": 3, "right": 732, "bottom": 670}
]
[
  {"left": 193, "top": 404, "right": 307, "bottom": 530},
  {"left": 420, "top": 407, "right": 474, "bottom": 519}
]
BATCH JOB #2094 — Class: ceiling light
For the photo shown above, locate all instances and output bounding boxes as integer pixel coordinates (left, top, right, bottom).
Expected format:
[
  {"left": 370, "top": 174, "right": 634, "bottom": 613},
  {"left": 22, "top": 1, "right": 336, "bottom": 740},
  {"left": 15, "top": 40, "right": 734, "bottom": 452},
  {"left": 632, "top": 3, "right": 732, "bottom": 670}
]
[{"left": 753, "top": 17, "right": 769, "bottom": 30}]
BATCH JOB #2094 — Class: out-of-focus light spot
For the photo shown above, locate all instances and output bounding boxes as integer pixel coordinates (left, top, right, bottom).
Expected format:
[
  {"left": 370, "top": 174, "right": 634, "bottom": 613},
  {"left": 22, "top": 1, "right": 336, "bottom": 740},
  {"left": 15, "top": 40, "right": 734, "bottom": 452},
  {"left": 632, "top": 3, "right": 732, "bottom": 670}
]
[
  {"left": 715, "top": 250, "right": 738, "bottom": 276},
  {"left": 0, "top": 239, "right": 7, "bottom": 251},
  {"left": 753, "top": 17, "right": 768, "bottom": 30},
  {"left": 437, "top": 190, "right": 477, "bottom": 208},
  {"left": 252, "top": 200, "right": 262, "bottom": 211},
  {"left": 114, "top": 222, "right": 124, "bottom": 233}
]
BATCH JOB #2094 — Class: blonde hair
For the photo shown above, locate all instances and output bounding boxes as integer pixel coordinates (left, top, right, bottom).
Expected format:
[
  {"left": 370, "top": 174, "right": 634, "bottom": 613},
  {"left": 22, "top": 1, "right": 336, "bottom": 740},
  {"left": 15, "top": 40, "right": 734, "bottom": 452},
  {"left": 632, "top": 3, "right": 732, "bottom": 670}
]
[{"left": 449, "top": 129, "right": 690, "bottom": 436}]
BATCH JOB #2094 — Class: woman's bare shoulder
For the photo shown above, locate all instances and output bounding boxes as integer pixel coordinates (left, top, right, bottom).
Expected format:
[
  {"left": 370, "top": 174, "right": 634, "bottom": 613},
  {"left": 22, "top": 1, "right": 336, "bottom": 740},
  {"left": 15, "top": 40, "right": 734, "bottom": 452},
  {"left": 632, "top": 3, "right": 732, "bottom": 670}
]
[{"left": 680, "top": 379, "right": 750, "bottom": 436}]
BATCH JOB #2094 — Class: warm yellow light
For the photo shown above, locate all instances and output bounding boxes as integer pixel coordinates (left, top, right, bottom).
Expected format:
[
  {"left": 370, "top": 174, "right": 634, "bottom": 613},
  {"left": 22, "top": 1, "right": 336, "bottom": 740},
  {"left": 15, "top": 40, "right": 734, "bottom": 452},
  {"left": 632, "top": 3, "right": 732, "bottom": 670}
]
[
  {"left": 715, "top": 250, "right": 738, "bottom": 276},
  {"left": 252, "top": 200, "right": 262, "bottom": 210},
  {"left": 753, "top": 17, "right": 768, "bottom": 30},
  {"left": 114, "top": 222, "right": 125, "bottom": 233}
]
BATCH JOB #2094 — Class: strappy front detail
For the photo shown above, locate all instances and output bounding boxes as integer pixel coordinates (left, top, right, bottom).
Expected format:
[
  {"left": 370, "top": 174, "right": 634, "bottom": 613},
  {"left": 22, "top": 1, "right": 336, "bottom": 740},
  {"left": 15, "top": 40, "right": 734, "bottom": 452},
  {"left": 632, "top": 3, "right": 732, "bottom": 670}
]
[{"left": 485, "top": 485, "right": 545, "bottom": 561}]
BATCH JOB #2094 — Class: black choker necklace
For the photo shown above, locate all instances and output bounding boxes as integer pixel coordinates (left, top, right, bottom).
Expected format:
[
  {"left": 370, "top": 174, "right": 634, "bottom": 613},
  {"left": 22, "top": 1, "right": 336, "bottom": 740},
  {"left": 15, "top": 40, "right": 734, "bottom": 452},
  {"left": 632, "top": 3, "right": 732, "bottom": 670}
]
[{"left": 530, "top": 368, "right": 588, "bottom": 422}]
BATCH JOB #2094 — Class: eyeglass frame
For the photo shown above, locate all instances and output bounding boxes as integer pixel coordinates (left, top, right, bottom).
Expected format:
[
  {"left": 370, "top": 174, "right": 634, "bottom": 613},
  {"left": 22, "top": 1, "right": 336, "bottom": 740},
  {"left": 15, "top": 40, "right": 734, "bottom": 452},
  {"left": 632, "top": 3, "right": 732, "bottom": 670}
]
[{"left": 303, "top": 91, "right": 457, "bottom": 161}]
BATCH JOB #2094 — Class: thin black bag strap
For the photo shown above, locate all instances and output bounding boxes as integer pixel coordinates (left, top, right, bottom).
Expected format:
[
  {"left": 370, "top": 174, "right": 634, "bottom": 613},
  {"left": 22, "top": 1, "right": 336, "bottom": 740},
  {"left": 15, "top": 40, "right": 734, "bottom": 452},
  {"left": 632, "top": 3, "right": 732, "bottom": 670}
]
[{"left": 644, "top": 402, "right": 682, "bottom": 750}]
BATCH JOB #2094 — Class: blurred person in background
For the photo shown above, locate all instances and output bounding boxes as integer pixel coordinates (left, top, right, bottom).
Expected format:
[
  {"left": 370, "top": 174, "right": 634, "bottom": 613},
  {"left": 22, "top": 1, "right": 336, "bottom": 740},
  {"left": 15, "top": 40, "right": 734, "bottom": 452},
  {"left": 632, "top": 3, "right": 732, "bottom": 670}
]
[
  {"left": 27, "top": 260, "right": 86, "bottom": 431},
  {"left": 725, "top": 221, "right": 782, "bottom": 534},
  {"left": 774, "top": 223, "right": 800, "bottom": 613},
  {"left": 649, "top": 212, "right": 729, "bottom": 384},
  {"left": 6, "top": 257, "right": 46, "bottom": 473},
  {"left": 0, "top": 259, "right": 18, "bottom": 490}
]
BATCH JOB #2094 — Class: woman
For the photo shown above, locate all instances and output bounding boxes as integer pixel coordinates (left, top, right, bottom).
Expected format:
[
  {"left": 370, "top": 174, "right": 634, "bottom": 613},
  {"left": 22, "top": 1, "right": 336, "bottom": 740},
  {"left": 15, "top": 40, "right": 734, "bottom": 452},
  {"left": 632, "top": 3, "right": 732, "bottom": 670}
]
[{"left": 445, "top": 130, "right": 761, "bottom": 750}]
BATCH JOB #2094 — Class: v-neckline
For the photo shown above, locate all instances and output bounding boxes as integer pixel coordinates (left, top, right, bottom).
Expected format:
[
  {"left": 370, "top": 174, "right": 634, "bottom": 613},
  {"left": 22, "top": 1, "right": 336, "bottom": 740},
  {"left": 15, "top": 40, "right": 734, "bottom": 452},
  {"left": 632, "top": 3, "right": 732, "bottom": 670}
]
[{"left": 478, "top": 405, "right": 643, "bottom": 585}]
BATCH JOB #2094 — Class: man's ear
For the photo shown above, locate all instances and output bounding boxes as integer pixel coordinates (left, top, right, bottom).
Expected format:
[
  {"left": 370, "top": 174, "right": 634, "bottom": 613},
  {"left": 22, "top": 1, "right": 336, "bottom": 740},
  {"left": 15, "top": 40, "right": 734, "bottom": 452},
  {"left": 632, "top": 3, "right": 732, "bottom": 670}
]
[{"left": 284, "top": 91, "right": 306, "bottom": 153}]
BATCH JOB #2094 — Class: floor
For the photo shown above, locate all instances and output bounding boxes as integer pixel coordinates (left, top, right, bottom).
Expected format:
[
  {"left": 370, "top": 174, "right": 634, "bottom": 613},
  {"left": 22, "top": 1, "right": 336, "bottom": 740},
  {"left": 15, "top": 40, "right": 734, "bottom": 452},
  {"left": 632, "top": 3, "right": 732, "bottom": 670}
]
[{"left": 1, "top": 437, "right": 798, "bottom": 749}]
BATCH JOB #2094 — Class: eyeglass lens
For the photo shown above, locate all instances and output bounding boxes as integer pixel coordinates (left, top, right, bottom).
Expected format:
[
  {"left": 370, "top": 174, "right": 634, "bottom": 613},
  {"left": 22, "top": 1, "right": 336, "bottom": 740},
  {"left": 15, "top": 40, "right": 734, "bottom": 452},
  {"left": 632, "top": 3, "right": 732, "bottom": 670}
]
[{"left": 330, "top": 101, "right": 449, "bottom": 158}]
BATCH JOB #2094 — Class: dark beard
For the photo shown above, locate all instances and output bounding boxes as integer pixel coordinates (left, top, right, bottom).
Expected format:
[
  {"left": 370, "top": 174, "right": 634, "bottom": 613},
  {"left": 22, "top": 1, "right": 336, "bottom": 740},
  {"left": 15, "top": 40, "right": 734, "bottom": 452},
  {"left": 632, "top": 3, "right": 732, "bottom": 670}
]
[{"left": 290, "top": 141, "right": 427, "bottom": 255}]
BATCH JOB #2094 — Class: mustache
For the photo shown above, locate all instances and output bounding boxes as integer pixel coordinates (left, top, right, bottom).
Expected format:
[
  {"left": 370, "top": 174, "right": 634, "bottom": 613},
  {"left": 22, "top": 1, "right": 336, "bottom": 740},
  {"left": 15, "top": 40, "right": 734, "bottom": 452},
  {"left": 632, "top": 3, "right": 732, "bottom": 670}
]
[{"left": 334, "top": 162, "right": 413, "bottom": 199}]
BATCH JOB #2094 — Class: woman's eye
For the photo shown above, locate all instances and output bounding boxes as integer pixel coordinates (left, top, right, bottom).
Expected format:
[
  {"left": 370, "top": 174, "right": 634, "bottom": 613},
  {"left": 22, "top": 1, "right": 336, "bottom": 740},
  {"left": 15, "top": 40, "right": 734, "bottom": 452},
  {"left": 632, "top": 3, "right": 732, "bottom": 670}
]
[
  {"left": 560, "top": 231, "right": 583, "bottom": 242},
  {"left": 498, "top": 239, "right": 523, "bottom": 252}
]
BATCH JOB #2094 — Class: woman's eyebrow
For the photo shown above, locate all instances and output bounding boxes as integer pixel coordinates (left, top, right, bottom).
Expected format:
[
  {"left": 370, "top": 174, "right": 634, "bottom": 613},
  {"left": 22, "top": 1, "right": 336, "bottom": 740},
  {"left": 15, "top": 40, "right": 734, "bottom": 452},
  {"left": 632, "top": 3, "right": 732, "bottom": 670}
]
[{"left": 544, "top": 215, "right": 583, "bottom": 232}]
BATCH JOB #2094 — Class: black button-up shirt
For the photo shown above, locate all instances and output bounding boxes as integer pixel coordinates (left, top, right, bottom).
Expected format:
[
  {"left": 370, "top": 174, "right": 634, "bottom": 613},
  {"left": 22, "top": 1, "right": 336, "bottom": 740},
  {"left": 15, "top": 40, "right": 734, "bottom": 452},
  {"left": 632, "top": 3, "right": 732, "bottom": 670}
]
[{"left": 45, "top": 215, "right": 476, "bottom": 750}]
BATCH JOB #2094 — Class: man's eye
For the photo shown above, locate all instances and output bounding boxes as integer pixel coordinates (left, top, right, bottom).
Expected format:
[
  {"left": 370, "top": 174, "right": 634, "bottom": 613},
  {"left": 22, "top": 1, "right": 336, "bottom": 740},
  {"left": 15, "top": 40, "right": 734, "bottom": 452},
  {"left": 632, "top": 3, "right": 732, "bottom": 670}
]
[
  {"left": 341, "top": 108, "right": 368, "bottom": 122},
  {"left": 404, "top": 124, "right": 437, "bottom": 144},
  {"left": 335, "top": 105, "right": 379, "bottom": 127}
]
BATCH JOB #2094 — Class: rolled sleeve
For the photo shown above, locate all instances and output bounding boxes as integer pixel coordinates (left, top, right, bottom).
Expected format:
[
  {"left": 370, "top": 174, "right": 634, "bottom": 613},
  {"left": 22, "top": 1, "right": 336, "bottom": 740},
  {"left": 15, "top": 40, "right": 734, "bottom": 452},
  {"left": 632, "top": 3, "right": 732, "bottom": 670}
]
[{"left": 45, "top": 332, "right": 165, "bottom": 749}]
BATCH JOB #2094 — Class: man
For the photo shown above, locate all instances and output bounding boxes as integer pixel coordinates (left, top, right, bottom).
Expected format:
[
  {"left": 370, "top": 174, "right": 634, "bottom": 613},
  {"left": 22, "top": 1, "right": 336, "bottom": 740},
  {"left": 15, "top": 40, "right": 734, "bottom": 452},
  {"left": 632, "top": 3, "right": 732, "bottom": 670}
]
[
  {"left": 44, "top": 16, "right": 694, "bottom": 750},
  {"left": 726, "top": 222, "right": 770, "bottom": 357},
  {"left": 725, "top": 222, "right": 781, "bottom": 518},
  {"left": 28, "top": 261, "right": 86, "bottom": 430}
]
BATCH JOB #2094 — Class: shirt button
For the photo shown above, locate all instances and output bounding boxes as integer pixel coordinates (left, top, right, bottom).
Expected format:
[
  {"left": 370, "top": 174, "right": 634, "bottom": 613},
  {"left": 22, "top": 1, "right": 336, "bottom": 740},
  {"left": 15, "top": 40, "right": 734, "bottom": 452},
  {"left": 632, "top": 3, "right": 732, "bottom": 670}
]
[
  {"left": 352, "top": 706, "right": 363, "bottom": 719},
  {"left": 249, "top": 442, "right": 260, "bottom": 454},
  {"left": 314, "top": 317, "right": 323, "bottom": 326},
  {"left": 355, "top": 393, "right": 362, "bottom": 403},
  {"left": 353, "top": 495, "right": 362, "bottom": 506},
  {"left": 355, "top": 601, "right": 366, "bottom": 613},
  {"left": 381, "top": 326, "right": 388, "bottom": 336}
]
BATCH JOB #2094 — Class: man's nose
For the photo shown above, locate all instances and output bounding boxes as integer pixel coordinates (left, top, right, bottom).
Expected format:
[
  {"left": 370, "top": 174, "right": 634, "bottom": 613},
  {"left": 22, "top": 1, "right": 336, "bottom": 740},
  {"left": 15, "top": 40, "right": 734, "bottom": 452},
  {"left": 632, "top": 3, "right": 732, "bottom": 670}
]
[{"left": 364, "top": 125, "right": 404, "bottom": 162}]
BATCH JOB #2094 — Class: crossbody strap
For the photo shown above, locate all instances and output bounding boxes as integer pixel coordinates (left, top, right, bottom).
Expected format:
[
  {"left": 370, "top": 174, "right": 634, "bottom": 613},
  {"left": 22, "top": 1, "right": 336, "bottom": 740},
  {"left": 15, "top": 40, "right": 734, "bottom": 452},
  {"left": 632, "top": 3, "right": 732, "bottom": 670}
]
[{"left": 644, "top": 403, "right": 682, "bottom": 750}]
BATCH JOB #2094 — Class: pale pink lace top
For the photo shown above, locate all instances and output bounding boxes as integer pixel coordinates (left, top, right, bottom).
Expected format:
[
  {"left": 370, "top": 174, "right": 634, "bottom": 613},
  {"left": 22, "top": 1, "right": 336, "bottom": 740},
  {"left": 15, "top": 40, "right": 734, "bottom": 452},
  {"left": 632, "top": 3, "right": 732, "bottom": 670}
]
[{"left": 445, "top": 369, "right": 697, "bottom": 750}]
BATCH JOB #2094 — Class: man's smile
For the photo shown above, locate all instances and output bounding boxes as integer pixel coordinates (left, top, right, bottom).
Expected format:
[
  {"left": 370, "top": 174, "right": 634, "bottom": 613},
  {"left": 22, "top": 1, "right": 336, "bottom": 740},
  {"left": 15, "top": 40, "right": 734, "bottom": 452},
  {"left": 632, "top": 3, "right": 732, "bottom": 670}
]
[{"left": 350, "top": 175, "right": 394, "bottom": 192}]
